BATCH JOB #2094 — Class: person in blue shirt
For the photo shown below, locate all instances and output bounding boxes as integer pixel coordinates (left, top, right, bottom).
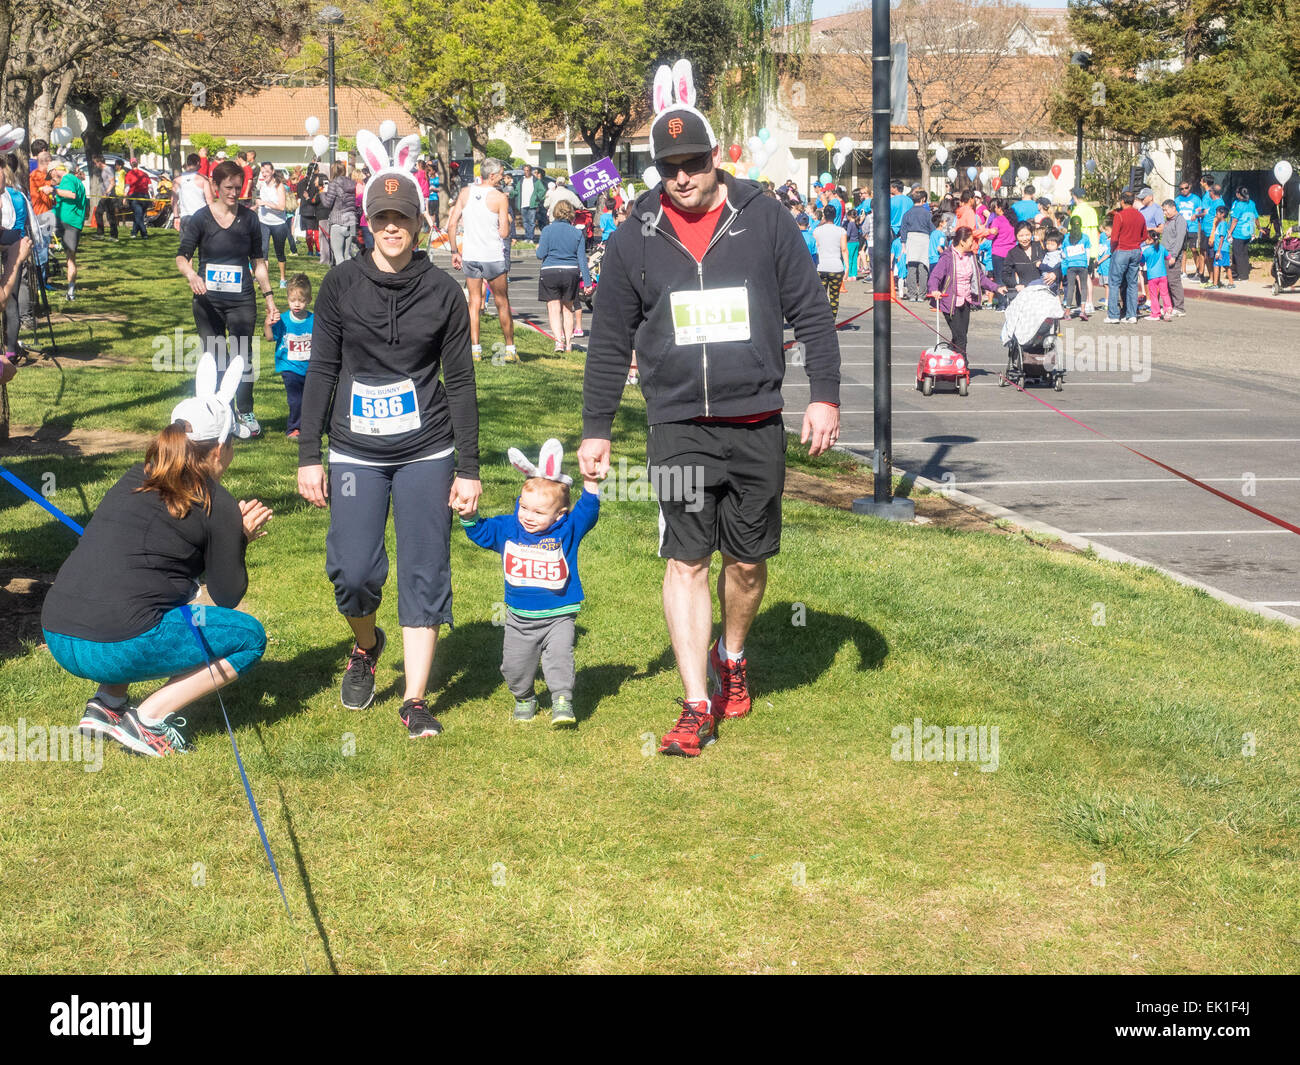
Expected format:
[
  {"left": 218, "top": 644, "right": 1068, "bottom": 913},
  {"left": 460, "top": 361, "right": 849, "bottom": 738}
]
[
  {"left": 1174, "top": 179, "right": 1199, "bottom": 277},
  {"left": 1061, "top": 216, "right": 1092, "bottom": 317},
  {"left": 598, "top": 196, "right": 617, "bottom": 242},
  {"left": 1196, "top": 180, "right": 1226, "bottom": 282},
  {"left": 263, "top": 272, "right": 314, "bottom": 437},
  {"left": 891, "top": 235, "right": 906, "bottom": 296},
  {"left": 798, "top": 212, "right": 818, "bottom": 265},
  {"left": 1141, "top": 229, "right": 1172, "bottom": 319},
  {"left": 928, "top": 216, "right": 949, "bottom": 268},
  {"left": 889, "top": 180, "right": 910, "bottom": 237},
  {"left": 461, "top": 441, "right": 599, "bottom": 727},
  {"left": 1227, "top": 187, "right": 1259, "bottom": 282},
  {"left": 1011, "top": 186, "right": 1039, "bottom": 225},
  {"left": 1210, "top": 206, "right": 1233, "bottom": 288}
]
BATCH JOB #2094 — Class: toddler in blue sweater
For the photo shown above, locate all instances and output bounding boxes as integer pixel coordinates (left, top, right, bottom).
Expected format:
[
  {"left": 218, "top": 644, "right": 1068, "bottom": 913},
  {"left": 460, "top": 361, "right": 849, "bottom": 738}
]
[{"left": 461, "top": 439, "right": 599, "bottom": 727}]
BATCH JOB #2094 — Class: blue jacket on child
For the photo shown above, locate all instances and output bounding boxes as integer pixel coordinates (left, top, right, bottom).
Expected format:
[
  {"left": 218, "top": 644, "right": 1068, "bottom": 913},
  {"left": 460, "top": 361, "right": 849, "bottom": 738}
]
[{"left": 462, "top": 490, "right": 599, "bottom": 617}]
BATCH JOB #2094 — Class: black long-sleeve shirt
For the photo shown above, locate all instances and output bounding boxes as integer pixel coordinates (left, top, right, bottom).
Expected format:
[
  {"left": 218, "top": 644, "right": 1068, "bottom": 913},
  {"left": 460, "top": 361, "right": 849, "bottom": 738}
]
[
  {"left": 298, "top": 251, "right": 479, "bottom": 477},
  {"left": 41, "top": 464, "right": 247, "bottom": 642}
]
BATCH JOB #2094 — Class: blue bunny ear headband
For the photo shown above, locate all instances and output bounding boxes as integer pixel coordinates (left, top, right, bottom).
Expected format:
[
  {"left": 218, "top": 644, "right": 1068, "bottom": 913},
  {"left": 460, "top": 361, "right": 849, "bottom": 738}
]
[{"left": 508, "top": 438, "right": 573, "bottom": 487}]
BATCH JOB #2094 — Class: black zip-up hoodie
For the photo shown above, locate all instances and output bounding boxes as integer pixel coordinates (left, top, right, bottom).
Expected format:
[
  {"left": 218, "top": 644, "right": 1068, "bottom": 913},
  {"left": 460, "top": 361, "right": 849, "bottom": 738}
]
[
  {"left": 582, "top": 173, "right": 840, "bottom": 438},
  {"left": 298, "top": 251, "right": 479, "bottom": 477}
]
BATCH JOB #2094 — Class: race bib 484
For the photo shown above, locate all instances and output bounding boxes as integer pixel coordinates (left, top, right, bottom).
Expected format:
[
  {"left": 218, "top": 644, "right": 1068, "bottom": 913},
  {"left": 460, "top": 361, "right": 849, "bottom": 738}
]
[{"left": 205, "top": 264, "right": 244, "bottom": 293}]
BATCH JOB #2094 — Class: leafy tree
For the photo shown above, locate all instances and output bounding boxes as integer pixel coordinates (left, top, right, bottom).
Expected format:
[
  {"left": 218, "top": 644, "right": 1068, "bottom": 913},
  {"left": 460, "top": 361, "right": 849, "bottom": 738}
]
[{"left": 1053, "top": 0, "right": 1239, "bottom": 185}]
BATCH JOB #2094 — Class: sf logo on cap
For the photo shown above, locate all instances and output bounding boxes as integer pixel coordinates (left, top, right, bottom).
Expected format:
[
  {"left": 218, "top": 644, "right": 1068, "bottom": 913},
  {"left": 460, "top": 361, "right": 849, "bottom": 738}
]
[
  {"left": 667, "top": 118, "right": 683, "bottom": 138},
  {"left": 385, "top": 178, "right": 400, "bottom": 195}
]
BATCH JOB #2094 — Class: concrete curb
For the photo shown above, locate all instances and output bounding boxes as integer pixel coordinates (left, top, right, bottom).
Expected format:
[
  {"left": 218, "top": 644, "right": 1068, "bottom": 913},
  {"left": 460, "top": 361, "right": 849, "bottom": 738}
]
[
  {"left": 1182, "top": 282, "right": 1300, "bottom": 313},
  {"left": 845, "top": 452, "right": 1300, "bottom": 629}
]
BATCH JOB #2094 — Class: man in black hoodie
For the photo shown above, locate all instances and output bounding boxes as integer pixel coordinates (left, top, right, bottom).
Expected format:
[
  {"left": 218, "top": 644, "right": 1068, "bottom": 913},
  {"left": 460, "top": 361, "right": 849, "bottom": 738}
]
[
  {"left": 579, "top": 99, "right": 841, "bottom": 758},
  {"left": 298, "top": 168, "right": 480, "bottom": 740}
]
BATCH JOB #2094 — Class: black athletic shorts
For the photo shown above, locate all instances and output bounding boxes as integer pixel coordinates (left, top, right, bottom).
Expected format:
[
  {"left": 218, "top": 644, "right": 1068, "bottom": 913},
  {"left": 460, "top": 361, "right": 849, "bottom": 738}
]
[
  {"left": 1198, "top": 230, "right": 1212, "bottom": 257},
  {"left": 538, "top": 269, "right": 580, "bottom": 303},
  {"left": 646, "top": 414, "right": 785, "bottom": 563}
]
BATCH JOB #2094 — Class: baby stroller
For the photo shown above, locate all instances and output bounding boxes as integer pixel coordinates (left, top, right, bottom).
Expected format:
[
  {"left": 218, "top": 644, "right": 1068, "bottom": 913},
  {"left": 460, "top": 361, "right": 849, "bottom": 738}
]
[
  {"left": 1000, "top": 284, "right": 1066, "bottom": 391},
  {"left": 1271, "top": 227, "right": 1300, "bottom": 294}
]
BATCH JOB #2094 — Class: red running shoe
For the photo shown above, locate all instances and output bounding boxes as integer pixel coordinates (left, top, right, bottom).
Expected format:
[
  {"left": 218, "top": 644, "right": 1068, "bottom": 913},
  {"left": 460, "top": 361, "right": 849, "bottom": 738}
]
[
  {"left": 708, "top": 640, "right": 752, "bottom": 719},
  {"left": 657, "top": 698, "right": 717, "bottom": 757}
]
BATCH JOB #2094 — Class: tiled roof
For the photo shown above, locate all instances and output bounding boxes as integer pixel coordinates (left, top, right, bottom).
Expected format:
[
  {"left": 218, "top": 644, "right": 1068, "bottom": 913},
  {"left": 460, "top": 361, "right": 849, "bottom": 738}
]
[{"left": 182, "top": 85, "right": 417, "bottom": 141}]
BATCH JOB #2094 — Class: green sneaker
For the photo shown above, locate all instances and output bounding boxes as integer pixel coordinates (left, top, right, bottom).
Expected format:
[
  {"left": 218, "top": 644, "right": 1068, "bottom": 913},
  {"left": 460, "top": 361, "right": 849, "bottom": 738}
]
[
  {"left": 550, "top": 696, "right": 576, "bottom": 728},
  {"left": 513, "top": 696, "right": 538, "bottom": 723}
]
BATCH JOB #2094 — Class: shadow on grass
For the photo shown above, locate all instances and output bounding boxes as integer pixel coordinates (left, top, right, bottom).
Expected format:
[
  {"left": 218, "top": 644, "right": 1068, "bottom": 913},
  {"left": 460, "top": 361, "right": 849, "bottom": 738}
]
[{"left": 746, "top": 600, "right": 888, "bottom": 695}]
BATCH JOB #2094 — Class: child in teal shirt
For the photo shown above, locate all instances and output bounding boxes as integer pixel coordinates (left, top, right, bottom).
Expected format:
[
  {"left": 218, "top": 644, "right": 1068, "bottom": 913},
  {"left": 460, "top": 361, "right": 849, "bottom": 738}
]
[{"left": 263, "top": 272, "right": 314, "bottom": 437}]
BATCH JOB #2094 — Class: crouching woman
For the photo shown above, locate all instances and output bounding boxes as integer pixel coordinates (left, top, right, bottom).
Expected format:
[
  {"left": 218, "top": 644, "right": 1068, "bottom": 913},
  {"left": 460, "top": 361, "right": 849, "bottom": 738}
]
[{"left": 41, "top": 372, "right": 271, "bottom": 757}]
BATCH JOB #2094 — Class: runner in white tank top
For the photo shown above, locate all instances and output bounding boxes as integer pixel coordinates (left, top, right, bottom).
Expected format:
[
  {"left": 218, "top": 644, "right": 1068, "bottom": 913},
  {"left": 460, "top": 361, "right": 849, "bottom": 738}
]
[
  {"left": 446, "top": 158, "right": 516, "bottom": 361},
  {"left": 173, "top": 158, "right": 212, "bottom": 224}
]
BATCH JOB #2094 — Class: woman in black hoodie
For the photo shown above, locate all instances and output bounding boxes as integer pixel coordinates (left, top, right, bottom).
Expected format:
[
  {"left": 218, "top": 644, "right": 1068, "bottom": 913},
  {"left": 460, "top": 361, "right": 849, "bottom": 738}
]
[{"left": 297, "top": 159, "right": 480, "bottom": 740}]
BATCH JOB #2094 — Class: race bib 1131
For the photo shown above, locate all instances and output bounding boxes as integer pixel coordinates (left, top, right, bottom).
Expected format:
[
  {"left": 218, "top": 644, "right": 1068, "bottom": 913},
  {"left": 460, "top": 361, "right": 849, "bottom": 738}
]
[{"left": 669, "top": 287, "right": 751, "bottom": 345}]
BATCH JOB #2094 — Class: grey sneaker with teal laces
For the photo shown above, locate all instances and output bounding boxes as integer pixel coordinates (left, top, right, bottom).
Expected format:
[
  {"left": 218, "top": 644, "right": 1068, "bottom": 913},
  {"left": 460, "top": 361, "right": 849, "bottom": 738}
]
[
  {"left": 550, "top": 696, "right": 576, "bottom": 728},
  {"left": 513, "top": 696, "right": 538, "bottom": 723}
]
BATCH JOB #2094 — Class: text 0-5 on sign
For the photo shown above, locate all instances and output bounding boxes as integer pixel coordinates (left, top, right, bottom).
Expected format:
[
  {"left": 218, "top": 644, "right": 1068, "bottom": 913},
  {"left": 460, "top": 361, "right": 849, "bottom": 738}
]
[
  {"left": 349, "top": 378, "right": 422, "bottom": 436},
  {"left": 669, "top": 287, "right": 751, "bottom": 345}
]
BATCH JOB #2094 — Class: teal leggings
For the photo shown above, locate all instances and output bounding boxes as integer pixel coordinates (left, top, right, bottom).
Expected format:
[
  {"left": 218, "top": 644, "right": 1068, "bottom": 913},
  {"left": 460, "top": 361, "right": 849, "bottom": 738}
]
[{"left": 44, "top": 605, "right": 266, "bottom": 685}]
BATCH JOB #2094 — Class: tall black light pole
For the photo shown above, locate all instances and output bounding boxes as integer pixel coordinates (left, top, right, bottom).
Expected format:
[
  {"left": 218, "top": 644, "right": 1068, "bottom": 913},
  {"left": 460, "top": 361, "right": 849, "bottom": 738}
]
[
  {"left": 320, "top": 6, "right": 344, "bottom": 165},
  {"left": 854, "top": 0, "right": 913, "bottom": 520},
  {"left": 1071, "top": 52, "right": 1093, "bottom": 189}
]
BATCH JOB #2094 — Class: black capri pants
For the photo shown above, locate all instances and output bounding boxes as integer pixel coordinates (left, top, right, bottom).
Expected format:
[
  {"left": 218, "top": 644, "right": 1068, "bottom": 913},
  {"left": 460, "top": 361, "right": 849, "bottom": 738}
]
[
  {"left": 325, "top": 454, "right": 456, "bottom": 628},
  {"left": 192, "top": 294, "right": 257, "bottom": 411}
]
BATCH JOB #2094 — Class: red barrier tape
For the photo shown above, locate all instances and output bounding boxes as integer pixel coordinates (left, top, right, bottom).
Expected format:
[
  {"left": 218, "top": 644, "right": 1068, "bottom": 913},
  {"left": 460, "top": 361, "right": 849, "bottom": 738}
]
[{"left": 1001, "top": 375, "right": 1300, "bottom": 536}]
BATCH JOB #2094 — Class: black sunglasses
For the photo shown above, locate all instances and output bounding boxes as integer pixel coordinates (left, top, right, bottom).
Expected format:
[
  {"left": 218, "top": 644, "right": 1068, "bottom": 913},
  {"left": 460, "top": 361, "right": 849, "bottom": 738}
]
[{"left": 658, "top": 152, "right": 713, "bottom": 178}]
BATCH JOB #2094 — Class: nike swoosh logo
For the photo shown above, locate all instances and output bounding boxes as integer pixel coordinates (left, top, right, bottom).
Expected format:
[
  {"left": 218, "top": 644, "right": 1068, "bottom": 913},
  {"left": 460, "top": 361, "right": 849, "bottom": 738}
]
[{"left": 729, "top": 229, "right": 747, "bottom": 236}]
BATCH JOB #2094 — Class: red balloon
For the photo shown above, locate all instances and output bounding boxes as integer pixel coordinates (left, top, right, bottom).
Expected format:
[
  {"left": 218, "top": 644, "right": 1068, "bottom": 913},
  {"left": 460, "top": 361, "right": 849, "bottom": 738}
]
[
  {"left": 991, "top": 176, "right": 1001, "bottom": 191},
  {"left": 1269, "top": 183, "right": 1285, "bottom": 205},
  {"left": 728, "top": 144, "right": 742, "bottom": 163},
  {"left": 1051, "top": 164, "right": 1062, "bottom": 179}
]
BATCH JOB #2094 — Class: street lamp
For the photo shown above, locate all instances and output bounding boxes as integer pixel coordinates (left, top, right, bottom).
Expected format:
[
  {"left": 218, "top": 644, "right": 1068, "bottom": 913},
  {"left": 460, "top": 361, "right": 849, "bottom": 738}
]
[
  {"left": 1071, "top": 52, "right": 1093, "bottom": 190},
  {"left": 319, "top": 6, "right": 345, "bottom": 165}
]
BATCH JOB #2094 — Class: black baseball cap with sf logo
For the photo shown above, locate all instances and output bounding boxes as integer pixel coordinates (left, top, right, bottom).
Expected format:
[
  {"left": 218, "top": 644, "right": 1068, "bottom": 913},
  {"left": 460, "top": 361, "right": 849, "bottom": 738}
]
[
  {"left": 363, "top": 171, "right": 422, "bottom": 219},
  {"left": 650, "top": 106, "right": 717, "bottom": 163}
]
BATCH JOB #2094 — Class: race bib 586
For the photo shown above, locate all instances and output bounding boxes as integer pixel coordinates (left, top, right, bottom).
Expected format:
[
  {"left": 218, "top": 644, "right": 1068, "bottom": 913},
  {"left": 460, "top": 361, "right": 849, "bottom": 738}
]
[{"left": 349, "top": 379, "right": 421, "bottom": 436}]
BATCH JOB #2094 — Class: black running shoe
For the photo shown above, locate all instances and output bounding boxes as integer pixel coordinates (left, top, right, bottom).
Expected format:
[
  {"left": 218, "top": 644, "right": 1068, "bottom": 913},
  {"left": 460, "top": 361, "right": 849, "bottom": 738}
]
[
  {"left": 78, "top": 697, "right": 128, "bottom": 744},
  {"left": 340, "top": 627, "right": 386, "bottom": 709},
  {"left": 116, "top": 708, "right": 193, "bottom": 757},
  {"left": 400, "top": 698, "right": 442, "bottom": 738}
]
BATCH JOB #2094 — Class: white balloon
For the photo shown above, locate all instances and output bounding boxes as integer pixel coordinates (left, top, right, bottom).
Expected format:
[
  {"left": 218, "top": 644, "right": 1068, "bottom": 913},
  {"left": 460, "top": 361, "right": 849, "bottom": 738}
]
[
  {"left": 379, "top": 119, "right": 397, "bottom": 142},
  {"left": 1038, "top": 175, "right": 1054, "bottom": 192},
  {"left": 934, "top": 145, "right": 948, "bottom": 165},
  {"left": 305, "top": 116, "right": 321, "bottom": 136},
  {"left": 312, "top": 134, "right": 329, "bottom": 157},
  {"left": 747, "top": 136, "right": 762, "bottom": 154},
  {"left": 643, "top": 165, "right": 661, "bottom": 188},
  {"left": 1016, "top": 166, "right": 1029, "bottom": 181},
  {"left": 832, "top": 151, "right": 845, "bottom": 169},
  {"left": 840, "top": 137, "right": 854, "bottom": 154},
  {"left": 946, "top": 167, "right": 957, "bottom": 181},
  {"left": 66, "top": 111, "right": 86, "bottom": 137},
  {"left": 1276, "top": 160, "right": 1293, "bottom": 184}
]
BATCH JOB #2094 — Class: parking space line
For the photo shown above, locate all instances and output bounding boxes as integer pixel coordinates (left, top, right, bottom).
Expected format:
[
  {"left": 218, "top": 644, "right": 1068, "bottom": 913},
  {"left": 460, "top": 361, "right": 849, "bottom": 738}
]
[
  {"left": 952, "top": 477, "right": 1300, "bottom": 487},
  {"left": 1077, "top": 530, "right": 1290, "bottom": 537},
  {"left": 894, "top": 438, "right": 1300, "bottom": 445}
]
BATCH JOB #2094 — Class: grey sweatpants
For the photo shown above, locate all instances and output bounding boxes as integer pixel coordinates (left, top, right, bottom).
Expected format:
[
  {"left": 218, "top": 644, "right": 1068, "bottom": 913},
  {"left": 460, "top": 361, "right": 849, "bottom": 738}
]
[{"left": 502, "top": 611, "right": 575, "bottom": 701}]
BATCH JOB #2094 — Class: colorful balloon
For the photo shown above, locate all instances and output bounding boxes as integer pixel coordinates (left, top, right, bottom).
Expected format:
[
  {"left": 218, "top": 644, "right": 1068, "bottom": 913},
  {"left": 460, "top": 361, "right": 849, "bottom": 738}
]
[
  {"left": 822, "top": 133, "right": 837, "bottom": 151},
  {"left": 1050, "top": 163, "right": 1062, "bottom": 179},
  {"left": 991, "top": 176, "right": 1001, "bottom": 191},
  {"left": 998, "top": 157, "right": 1010, "bottom": 174},
  {"left": 1085, "top": 158, "right": 1097, "bottom": 173},
  {"left": 748, "top": 166, "right": 760, "bottom": 180},
  {"left": 728, "top": 143, "right": 742, "bottom": 162},
  {"left": 1275, "top": 160, "right": 1293, "bottom": 184},
  {"left": 1269, "top": 184, "right": 1285, "bottom": 205},
  {"left": 758, "top": 127, "right": 771, "bottom": 143},
  {"left": 966, "top": 166, "right": 978, "bottom": 180}
]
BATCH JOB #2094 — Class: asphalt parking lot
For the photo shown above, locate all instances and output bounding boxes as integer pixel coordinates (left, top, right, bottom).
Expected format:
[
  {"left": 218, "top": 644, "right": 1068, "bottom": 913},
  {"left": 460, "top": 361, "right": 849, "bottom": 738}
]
[{"left": 455, "top": 242, "right": 1300, "bottom": 624}]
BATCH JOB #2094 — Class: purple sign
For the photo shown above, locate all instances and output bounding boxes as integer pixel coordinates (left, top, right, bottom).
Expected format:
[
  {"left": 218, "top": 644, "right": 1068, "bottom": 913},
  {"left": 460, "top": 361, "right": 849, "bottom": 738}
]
[{"left": 571, "top": 157, "right": 621, "bottom": 201}]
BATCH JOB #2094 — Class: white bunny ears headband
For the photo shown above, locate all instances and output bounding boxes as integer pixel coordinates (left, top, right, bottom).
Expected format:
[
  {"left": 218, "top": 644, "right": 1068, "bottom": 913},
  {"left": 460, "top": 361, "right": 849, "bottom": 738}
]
[
  {"left": 170, "top": 352, "right": 249, "bottom": 445},
  {"left": 355, "top": 128, "right": 422, "bottom": 217},
  {"left": 650, "top": 59, "right": 717, "bottom": 147},
  {"left": 509, "top": 439, "right": 573, "bottom": 488}
]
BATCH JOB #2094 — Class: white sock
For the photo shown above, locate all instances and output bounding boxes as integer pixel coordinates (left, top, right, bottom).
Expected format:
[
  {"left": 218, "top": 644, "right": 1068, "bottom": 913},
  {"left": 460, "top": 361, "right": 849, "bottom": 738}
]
[
  {"left": 718, "top": 638, "right": 744, "bottom": 663},
  {"left": 95, "top": 688, "right": 127, "bottom": 710},
  {"left": 505, "top": 344, "right": 516, "bottom": 353},
  {"left": 471, "top": 344, "right": 482, "bottom": 354}
]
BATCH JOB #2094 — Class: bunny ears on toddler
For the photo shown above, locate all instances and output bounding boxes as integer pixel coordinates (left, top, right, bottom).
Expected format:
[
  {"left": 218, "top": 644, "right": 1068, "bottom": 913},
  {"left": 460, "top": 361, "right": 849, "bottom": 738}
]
[
  {"left": 355, "top": 128, "right": 424, "bottom": 219},
  {"left": 170, "top": 352, "right": 250, "bottom": 445},
  {"left": 648, "top": 59, "right": 717, "bottom": 163},
  {"left": 509, "top": 439, "right": 574, "bottom": 488},
  {"left": 0, "top": 124, "right": 26, "bottom": 153}
]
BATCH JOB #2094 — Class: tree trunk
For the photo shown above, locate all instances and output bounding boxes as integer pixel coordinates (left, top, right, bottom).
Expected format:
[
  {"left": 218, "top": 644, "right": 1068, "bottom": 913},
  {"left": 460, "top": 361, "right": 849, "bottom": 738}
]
[
  {"left": 160, "top": 99, "right": 184, "bottom": 173},
  {"left": 8, "top": 75, "right": 35, "bottom": 177},
  {"left": 1181, "top": 127, "right": 1201, "bottom": 186}
]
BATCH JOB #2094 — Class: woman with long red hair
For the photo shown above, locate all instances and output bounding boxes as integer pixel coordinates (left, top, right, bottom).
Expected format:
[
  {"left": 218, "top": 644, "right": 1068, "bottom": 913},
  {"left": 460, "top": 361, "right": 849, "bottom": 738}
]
[{"left": 40, "top": 356, "right": 272, "bottom": 757}]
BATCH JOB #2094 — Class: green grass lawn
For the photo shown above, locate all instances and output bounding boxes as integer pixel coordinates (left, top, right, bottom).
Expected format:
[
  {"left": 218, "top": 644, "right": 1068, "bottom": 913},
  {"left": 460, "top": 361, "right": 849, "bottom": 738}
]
[{"left": 1, "top": 234, "right": 1298, "bottom": 973}]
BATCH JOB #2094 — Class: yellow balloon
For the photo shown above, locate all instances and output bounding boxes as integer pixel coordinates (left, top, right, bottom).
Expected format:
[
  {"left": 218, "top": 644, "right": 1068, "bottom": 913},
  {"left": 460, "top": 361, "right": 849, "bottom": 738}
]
[
  {"left": 998, "top": 157, "right": 1010, "bottom": 174},
  {"left": 823, "top": 132, "right": 837, "bottom": 151}
]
